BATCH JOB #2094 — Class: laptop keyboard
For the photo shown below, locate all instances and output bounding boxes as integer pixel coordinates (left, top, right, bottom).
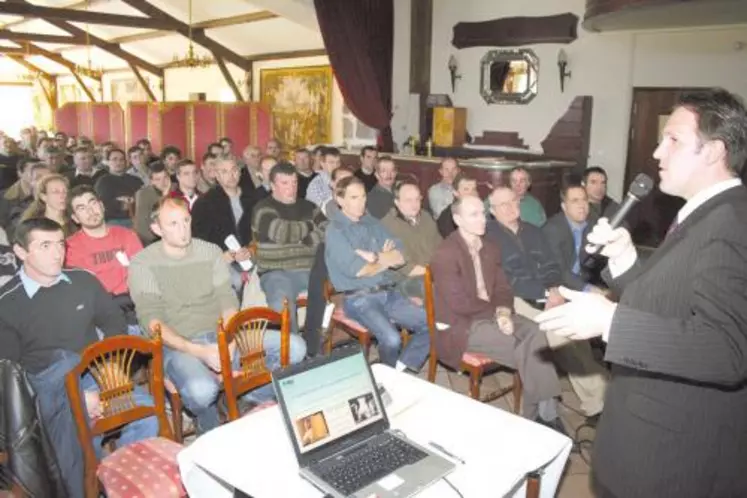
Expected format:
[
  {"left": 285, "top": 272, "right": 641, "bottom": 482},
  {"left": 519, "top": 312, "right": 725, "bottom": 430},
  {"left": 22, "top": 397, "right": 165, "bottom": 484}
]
[{"left": 312, "top": 432, "right": 428, "bottom": 496}]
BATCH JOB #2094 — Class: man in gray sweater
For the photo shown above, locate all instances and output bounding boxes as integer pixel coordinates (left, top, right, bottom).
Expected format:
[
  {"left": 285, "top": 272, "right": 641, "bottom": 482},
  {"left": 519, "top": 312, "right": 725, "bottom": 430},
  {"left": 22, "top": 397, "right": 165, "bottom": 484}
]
[{"left": 129, "top": 197, "right": 307, "bottom": 434}]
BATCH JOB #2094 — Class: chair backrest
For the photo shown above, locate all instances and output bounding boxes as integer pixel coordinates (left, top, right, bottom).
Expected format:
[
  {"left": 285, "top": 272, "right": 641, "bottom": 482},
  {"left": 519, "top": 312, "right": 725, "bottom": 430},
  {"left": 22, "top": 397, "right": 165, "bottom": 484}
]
[
  {"left": 423, "top": 265, "right": 438, "bottom": 358},
  {"left": 217, "top": 302, "right": 291, "bottom": 421},
  {"left": 64, "top": 334, "right": 173, "bottom": 472}
]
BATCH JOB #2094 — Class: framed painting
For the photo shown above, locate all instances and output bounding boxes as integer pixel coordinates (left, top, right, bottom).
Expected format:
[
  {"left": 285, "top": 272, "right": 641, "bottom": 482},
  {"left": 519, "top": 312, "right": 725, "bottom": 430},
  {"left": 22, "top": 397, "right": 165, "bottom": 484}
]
[{"left": 259, "top": 65, "right": 333, "bottom": 149}]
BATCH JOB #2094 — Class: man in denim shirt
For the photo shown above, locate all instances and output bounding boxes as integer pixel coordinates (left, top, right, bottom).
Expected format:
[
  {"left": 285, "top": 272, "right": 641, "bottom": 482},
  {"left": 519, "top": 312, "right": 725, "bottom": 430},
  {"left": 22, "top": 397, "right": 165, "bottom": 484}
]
[
  {"left": 325, "top": 176, "right": 430, "bottom": 371},
  {"left": 487, "top": 186, "right": 608, "bottom": 422}
]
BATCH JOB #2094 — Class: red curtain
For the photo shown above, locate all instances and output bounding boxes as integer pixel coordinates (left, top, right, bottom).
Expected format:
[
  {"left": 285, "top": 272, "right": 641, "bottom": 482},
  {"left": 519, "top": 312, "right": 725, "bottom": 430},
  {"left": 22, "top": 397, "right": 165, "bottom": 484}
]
[{"left": 314, "top": 0, "right": 394, "bottom": 152}]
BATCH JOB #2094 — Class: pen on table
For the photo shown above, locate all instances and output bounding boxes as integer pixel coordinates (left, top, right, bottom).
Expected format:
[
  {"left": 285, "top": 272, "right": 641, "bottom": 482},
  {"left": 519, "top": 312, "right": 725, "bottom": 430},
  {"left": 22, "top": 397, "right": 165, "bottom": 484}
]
[{"left": 428, "top": 441, "right": 466, "bottom": 464}]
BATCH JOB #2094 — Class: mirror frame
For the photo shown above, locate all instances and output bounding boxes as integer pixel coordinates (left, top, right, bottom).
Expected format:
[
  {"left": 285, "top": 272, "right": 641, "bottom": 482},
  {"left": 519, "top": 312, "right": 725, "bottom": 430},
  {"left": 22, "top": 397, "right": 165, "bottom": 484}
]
[{"left": 479, "top": 49, "right": 539, "bottom": 105}]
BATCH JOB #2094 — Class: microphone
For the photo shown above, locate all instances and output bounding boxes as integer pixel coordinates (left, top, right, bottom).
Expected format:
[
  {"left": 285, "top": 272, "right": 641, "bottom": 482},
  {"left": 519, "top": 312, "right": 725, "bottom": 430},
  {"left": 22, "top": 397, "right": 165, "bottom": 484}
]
[{"left": 585, "top": 173, "right": 654, "bottom": 255}]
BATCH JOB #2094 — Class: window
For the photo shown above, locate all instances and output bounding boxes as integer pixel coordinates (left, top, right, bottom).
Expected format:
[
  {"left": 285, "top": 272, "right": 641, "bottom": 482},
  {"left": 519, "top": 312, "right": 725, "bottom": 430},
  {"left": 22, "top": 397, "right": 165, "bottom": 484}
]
[{"left": 341, "top": 104, "right": 377, "bottom": 147}]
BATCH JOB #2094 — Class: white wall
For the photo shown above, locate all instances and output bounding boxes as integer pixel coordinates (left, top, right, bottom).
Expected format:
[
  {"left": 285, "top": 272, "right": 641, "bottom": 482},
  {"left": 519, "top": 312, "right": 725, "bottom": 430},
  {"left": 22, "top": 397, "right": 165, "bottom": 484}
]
[
  {"left": 390, "top": 0, "right": 422, "bottom": 149},
  {"left": 420, "top": 0, "right": 747, "bottom": 197}
]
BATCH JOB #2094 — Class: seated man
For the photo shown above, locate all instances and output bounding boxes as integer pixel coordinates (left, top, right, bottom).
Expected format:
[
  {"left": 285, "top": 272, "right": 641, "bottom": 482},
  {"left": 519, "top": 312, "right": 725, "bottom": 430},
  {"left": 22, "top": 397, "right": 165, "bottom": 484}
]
[
  {"left": 509, "top": 166, "right": 546, "bottom": 227},
  {"left": 94, "top": 147, "right": 143, "bottom": 227},
  {"left": 430, "top": 196, "right": 565, "bottom": 432},
  {"left": 381, "top": 179, "right": 442, "bottom": 300},
  {"left": 191, "top": 157, "right": 257, "bottom": 292},
  {"left": 252, "top": 162, "right": 326, "bottom": 335},
  {"left": 66, "top": 146, "right": 106, "bottom": 189},
  {"left": 66, "top": 185, "right": 144, "bottom": 328},
  {"left": 542, "top": 182, "right": 606, "bottom": 291},
  {"left": 134, "top": 161, "right": 172, "bottom": 245},
  {"left": 321, "top": 166, "right": 354, "bottom": 216},
  {"left": 168, "top": 159, "right": 202, "bottom": 210},
  {"left": 325, "top": 176, "right": 430, "bottom": 371},
  {"left": 354, "top": 146, "right": 378, "bottom": 192},
  {"left": 486, "top": 186, "right": 608, "bottom": 422},
  {"left": 294, "top": 148, "right": 317, "bottom": 199},
  {"left": 306, "top": 146, "right": 341, "bottom": 207},
  {"left": 366, "top": 156, "right": 398, "bottom": 219},
  {"left": 428, "top": 157, "right": 460, "bottom": 218},
  {"left": 583, "top": 166, "right": 620, "bottom": 220},
  {"left": 0, "top": 218, "right": 157, "bottom": 498},
  {"left": 129, "top": 197, "right": 306, "bottom": 434},
  {"left": 436, "top": 173, "right": 478, "bottom": 237}
]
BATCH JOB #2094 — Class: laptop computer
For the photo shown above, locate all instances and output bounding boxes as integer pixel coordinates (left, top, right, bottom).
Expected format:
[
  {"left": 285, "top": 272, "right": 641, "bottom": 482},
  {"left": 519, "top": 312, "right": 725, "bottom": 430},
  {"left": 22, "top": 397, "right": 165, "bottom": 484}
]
[{"left": 272, "top": 346, "right": 455, "bottom": 498}]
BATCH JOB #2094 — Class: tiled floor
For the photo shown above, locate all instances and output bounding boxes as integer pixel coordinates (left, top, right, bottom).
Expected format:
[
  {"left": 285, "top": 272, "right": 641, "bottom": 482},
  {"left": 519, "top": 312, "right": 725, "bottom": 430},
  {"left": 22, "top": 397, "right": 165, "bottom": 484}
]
[{"left": 416, "top": 365, "right": 596, "bottom": 498}]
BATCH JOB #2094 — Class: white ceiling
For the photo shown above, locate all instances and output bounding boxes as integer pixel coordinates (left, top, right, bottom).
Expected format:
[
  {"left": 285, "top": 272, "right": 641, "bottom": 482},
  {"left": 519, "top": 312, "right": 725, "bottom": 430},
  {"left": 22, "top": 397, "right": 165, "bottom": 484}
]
[{"left": 0, "top": 0, "right": 324, "bottom": 76}]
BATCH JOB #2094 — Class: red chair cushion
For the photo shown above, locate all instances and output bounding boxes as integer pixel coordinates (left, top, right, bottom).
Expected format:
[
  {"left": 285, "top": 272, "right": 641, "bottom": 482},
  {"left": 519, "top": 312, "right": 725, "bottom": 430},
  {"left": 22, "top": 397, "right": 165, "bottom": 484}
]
[
  {"left": 332, "top": 308, "right": 369, "bottom": 335},
  {"left": 97, "top": 437, "right": 186, "bottom": 498},
  {"left": 461, "top": 352, "right": 495, "bottom": 367}
]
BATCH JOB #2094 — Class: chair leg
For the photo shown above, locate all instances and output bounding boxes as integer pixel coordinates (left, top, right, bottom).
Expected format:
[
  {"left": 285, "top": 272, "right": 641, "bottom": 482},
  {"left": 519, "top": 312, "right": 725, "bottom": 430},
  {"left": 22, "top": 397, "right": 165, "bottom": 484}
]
[
  {"left": 360, "top": 335, "right": 372, "bottom": 359},
  {"left": 512, "top": 372, "right": 523, "bottom": 414},
  {"left": 525, "top": 471, "right": 541, "bottom": 498},
  {"left": 427, "top": 355, "right": 438, "bottom": 383},
  {"left": 469, "top": 369, "right": 482, "bottom": 400},
  {"left": 170, "top": 391, "right": 184, "bottom": 443}
]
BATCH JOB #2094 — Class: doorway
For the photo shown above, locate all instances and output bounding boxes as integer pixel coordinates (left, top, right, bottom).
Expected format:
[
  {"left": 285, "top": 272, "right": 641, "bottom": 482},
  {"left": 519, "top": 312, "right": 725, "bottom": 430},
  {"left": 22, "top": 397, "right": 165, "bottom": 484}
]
[{"left": 624, "top": 87, "right": 704, "bottom": 247}]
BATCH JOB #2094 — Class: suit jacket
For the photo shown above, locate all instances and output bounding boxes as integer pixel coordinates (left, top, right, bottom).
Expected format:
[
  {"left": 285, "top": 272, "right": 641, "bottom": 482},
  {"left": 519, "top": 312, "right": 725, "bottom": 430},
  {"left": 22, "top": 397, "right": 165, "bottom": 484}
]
[
  {"left": 594, "top": 185, "right": 747, "bottom": 498},
  {"left": 430, "top": 231, "right": 513, "bottom": 369},
  {"left": 133, "top": 184, "right": 163, "bottom": 245},
  {"left": 542, "top": 211, "right": 603, "bottom": 290},
  {"left": 191, "top": 185, "right": 260, "bottom": 250}
]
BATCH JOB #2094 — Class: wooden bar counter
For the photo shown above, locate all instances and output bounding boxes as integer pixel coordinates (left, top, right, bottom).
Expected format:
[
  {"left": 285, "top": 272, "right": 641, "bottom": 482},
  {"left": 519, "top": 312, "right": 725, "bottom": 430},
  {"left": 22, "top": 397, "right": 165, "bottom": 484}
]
[{"left": 341, "top": 148, "right": 576, "bottom": 217}]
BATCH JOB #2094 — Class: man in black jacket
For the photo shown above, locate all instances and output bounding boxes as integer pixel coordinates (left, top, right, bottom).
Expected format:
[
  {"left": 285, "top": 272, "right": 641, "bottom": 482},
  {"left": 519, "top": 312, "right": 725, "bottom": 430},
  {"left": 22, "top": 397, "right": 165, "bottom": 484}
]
[{"left": 191, "top": 157, "right": 258, "bottom": 293}]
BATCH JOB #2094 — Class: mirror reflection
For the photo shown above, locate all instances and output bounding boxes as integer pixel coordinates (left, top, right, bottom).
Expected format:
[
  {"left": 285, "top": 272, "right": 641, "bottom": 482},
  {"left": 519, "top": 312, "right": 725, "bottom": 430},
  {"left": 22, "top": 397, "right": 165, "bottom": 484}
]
[{"left": 480, "top": 49, "right": 538, "bottom": 105}]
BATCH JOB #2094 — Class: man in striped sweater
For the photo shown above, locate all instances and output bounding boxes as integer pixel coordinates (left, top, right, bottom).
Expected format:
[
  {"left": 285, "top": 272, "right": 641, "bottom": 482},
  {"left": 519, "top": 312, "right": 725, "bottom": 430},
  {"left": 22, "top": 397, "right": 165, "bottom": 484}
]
[
  {"left": 252, "top": 162, "right": 327, "bottom": 335},
  {"left": 129, "top": 196, "right": 307, "bottom": 434}
]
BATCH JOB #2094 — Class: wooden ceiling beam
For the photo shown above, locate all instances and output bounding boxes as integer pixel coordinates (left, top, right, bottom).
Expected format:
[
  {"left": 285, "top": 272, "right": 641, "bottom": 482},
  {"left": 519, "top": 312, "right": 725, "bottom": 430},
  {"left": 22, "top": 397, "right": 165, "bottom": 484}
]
[
  {"left": 0, "top": 3, "right": 178, "bottom": 30},
  {"left": 246, "top": 48, "right": 327, "bottom": 62},
  {"left": 6, "top": 54, "right": 53, "bottom": 80},
  {"left": 215, "top": 57, "right": 243, "bottom": 102},
  {"left": 120, "top": 0, "right": 252, "bottom": 72},
  {"left": 0, "top": 0, "right": 105, "bottom": 30},
  {"left": 0, "top": 30, "right": 84, "bottom": 45},
  {"left": 12, "top": 0, "right": 163, "bottom": 77},
  {"left": 128, "top": 61, "right": 156, "bottom": 102}
]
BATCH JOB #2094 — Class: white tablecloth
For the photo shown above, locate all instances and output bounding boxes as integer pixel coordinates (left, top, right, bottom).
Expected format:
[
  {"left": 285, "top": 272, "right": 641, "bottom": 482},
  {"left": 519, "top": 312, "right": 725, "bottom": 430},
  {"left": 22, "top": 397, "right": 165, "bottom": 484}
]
[{"left": 178, "top": 364, "right": 572, "bottom": 497}]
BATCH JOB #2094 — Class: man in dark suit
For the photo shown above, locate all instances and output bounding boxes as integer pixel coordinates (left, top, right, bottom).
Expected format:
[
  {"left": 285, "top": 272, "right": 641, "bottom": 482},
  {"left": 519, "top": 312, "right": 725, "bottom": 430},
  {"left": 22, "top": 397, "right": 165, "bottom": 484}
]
[
  {"left": 542, "top": 182, "right": 605, "bottom": 291},
  {"left": 583, "top": 166, "right": 620, "bottom": 220},
  {"left": 535, "top": 88, "right": 747, "bottom": 498}
]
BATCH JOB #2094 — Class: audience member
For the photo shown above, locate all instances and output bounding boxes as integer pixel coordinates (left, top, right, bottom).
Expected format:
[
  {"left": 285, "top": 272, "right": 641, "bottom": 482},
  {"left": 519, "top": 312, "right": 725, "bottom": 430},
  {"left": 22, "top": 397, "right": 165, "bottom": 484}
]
[
  {"left": 428, "top": 157, "right": 460, "bottom": 218},
  {"left": 168, "top": 159, "right": 202, "bottom": 210},
  {"left": 0, "top": 218, "right": 157, "bottom": 497},
  {"left": 67, "top": 146, "right": 106, "bottom": 189},
  {"left": 486, "top": 186, "right": 608, "bottom": 422},
  {"left": 129, "top": 197, "right": 306, "bottom": 434},
  {"left": 126, "top": 145, "right": 149, "bottom": 185},
  {"left": 366, "top": 156, "right": 398, "bottom": 219},
  {"left": 542, "top": 182, "right": 606, "bottom": 291},
  {"left": 66, "top": 185, "right": 144, "bottom": 326},
  {"left": 21, "top": 173, "right": 75, "bottom": 235},
  {"left": 240, "top": 145, "right": 262, "bottom": 190},
  {"left": 509, "top": 166, "right": 546, "bottom": 227},
  {"left": 430, "top": 196, "right": 565, "bottom": 433},
  {"left": 380, "top": 179, "right": 441, "bottom": 300},
  {"left": 306, "top": 146, "right": 341, "bottom": 207},
  {"left": 583, "top": 166, "right": 620, "bottom": 220},
  {"left": 294, "top": 148, "right": 316, "bottom": 199},
  {"left": 354, "top": 146, "right": 378, "bottom": 192},
  {"left": 94, "top": 147, "right": 143, "bottom": 227},
  {"left": 252, "top": 162, "right": 326, "bottom": 335},
  {"left": 134, "top": 161, "right": 172, "bottom": 245},
  {"left": 436, "top": 173, "right": 478, "bottom": 237},
  {"left": 325, "top": 176, "right": 430, "bottom": 371},
  {"left": 160, "top": 145, "right": 182, "bottom": 175}
]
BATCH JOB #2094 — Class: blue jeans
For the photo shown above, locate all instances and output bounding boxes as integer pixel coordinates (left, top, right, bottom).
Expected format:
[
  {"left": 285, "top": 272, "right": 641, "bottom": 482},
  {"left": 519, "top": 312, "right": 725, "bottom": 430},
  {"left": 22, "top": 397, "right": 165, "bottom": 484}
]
[
  {"left": 260, "top": 269, "right": 310, "bottom": 335},
  {"left": 27, "top": 349, "right": 159, "bottom": 498},
  {"left": 343, "top": 290, "right": 430, "bottom": 369},
  {"left": 163, "top": 329, "right": 307, "bottom": 434}
]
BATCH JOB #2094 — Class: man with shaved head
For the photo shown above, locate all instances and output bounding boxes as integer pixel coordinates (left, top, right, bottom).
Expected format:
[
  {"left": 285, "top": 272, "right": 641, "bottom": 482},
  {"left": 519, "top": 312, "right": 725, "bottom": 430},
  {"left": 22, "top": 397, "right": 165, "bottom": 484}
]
[{"left": 430, "top": 195, "right": 565, "bottom": 433}]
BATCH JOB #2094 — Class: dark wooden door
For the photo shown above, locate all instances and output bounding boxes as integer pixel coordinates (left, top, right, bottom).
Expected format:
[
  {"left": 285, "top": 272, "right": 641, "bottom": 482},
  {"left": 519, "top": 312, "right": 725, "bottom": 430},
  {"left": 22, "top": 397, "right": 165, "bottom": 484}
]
[{"left": 624, "top": 87, "right": 703, "bottom": 247}]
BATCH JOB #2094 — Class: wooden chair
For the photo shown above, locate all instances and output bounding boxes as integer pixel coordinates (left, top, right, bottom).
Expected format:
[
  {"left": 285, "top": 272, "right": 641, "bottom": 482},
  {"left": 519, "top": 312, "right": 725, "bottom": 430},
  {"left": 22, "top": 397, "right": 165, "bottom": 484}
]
[
  {"left": 64, "top": 333, "right": 186, "bottom": 498},
  {"left": 423, "top": 265, "right": 522, "bottom": 413},
  {"left": 526, "top": 471, "right": 541, "bottom": 498},
  {"left": 322, "top": 280, "right": 410, "bottom": 357},
  {"left": 217, "top": 302, "right": 291, "bottom": 422}
]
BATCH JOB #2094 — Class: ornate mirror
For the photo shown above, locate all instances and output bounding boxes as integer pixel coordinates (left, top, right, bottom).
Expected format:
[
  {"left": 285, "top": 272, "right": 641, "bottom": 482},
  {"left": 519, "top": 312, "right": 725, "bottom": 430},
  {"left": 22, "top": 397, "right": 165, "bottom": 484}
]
[{"left": 480, "top": 49, "right": 539, "bottom": 105}]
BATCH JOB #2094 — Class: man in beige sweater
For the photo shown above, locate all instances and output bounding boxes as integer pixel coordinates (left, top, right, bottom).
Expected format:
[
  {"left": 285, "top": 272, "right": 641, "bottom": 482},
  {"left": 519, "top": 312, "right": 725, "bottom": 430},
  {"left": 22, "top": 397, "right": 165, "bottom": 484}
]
[
  {"left": 381, "top": 179, "right": 442, "bottom": 301},
  {"left": 129, "top": 197, "right": 307, "bottom": 434}
]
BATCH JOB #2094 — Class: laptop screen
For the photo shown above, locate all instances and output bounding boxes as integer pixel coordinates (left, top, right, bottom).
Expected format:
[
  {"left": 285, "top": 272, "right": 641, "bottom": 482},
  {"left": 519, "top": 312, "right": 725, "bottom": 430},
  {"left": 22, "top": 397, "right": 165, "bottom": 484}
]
[{"left": 274, "top": 350, "right": 384, "bottom": 455}]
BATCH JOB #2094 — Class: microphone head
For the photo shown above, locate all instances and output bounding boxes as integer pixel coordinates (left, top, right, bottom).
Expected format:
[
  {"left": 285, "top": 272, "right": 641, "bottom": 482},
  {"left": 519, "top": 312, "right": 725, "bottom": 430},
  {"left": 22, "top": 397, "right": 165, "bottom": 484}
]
[{"left": 629, "top": 173, "right": 654, "bottom": 200}]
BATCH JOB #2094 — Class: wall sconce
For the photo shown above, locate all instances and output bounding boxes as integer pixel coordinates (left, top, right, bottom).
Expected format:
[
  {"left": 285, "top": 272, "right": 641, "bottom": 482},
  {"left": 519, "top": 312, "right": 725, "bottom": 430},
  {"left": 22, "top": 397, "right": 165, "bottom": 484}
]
[
  {"left": 557, "top": 49, "right": 571, "bottom": 92},
  {"left": 448, "top": 55, "right": 462, "bottom": 93}
]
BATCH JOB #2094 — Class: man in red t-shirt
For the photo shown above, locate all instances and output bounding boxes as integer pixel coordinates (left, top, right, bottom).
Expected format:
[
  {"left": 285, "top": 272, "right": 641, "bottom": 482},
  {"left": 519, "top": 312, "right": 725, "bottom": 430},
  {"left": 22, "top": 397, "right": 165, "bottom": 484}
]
[{"left": 66, "top": 185, "right": 143, "bottom": 323}]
